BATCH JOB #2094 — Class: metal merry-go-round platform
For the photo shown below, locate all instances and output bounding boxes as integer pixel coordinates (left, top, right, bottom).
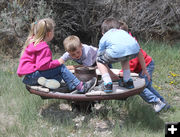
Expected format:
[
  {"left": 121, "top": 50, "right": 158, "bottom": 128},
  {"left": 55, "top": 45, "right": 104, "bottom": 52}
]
[{"left": 26, "top": 69, "right": 145, "bottom": 102}]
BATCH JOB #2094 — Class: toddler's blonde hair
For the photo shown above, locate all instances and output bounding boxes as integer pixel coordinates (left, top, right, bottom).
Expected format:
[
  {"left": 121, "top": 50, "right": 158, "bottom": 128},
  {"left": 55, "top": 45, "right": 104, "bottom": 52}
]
[
  {"left": 20, "top": 18, "right": 55, "bottom": 57},
  {"left": 63, "top": 35, "right": 81, "bottom": 52}
]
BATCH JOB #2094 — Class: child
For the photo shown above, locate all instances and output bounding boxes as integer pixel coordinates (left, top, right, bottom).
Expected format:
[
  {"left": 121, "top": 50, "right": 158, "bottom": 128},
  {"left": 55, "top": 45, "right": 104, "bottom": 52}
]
[
  {"left": 119, "top": 21, "right": 170, "bottom": 112},
  {"left": 96, "top": 17, "right": 150, "bottom": 93},
  {"left": 17, "top": 18, "right": 97, "bottom": 94},
  {"left": 59, "top": 35, "right": 98, "bottom": 69},
  {"left": 59, "top": 35, "right": 118, "bottom": 80}
]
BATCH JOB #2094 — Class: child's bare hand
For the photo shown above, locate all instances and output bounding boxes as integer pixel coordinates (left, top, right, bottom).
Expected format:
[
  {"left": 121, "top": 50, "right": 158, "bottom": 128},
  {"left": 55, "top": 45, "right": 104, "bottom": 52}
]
[
  {"left": 66, "top": 65, "right": 75, "bottom": 70},
  {"left": 118, "top": 71, "right": 123, "bottom": 77}
]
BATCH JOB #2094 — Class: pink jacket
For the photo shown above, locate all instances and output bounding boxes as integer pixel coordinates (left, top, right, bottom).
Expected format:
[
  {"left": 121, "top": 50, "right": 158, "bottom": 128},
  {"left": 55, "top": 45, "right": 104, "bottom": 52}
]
[{"left": 17, "top": 41, "right": 60, "bottom": 77}]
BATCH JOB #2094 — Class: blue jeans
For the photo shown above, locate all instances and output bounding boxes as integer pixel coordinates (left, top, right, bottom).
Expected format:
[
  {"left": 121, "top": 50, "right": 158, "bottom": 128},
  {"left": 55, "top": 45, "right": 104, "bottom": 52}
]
[
  {"left": 23, "top": 64, "right": 81, "bottom": 91},
  {"left": 139, "top": 60, "right": 165, "bottom": 103},
  {"left": 97, "top": 50, "right": 138, "bottom": 64}
]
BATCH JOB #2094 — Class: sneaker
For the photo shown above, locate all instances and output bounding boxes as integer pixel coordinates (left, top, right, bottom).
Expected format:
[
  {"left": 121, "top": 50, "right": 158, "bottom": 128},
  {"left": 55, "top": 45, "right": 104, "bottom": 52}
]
[
  {"left": 103, "top": 82, "right": 113, "bottom": 93},
  {"left": 94, "top": 82, "right": 113, "bottom": 93},
  {"left": 37, "top": 77, "right": 60, "bottom": 89},
  {"left": 165, "top": 103, "right": 171, "bottom": 110},
  {"left": 153, "top": 99, "right": 166, "bottom": 113},
  {"left": 74, "top": 77, "right": 97, "bottom": 94},
  {"left": 163, "top": 101, "right": 171, "bottom": 111},
  {"left": 118, "top": 78, "right": 124, "bottom": 87},
  {"left": 118, "top": 78, "right": 134, "bottom": 89}
]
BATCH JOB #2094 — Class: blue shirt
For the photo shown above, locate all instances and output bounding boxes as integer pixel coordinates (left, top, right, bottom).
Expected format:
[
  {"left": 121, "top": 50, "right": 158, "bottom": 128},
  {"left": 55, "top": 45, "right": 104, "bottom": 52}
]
[{"left": 98, "top": 29, "right": 140, "bottom": 58}]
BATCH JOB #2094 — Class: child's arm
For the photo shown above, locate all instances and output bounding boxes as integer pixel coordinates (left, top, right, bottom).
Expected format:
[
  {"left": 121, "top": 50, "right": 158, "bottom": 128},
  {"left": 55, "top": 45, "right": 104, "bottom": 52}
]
[
  {"left": 58, "top": 57, "right": 65, "bottom": 64},
  {"left": 138, "top": 51, "right": 151, "bottom": 81},
  {"left": 58, "top": 57, "right": 83, "bottom": 70},
  {"left": 66, "top": 65, "right": 84, "bottom": 70}
]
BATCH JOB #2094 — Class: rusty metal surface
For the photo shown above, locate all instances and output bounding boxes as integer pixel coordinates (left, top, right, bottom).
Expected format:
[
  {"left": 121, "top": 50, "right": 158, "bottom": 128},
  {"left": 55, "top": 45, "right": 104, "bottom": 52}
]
[{"left": 26, "top": 81, "right": 145, "bottom": 101}]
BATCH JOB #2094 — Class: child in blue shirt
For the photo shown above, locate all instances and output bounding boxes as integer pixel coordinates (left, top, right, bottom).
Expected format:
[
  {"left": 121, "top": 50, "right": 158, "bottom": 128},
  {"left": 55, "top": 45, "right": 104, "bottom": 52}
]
[{"left": 96, "top": 17, "right": 150, "bottom": 92}]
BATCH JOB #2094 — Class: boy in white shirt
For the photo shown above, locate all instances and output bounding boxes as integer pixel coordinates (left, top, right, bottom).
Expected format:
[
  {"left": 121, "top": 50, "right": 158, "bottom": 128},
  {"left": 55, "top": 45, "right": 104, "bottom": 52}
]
[{"left": 59, "top": 35, "right": 97, "bottom": 69}]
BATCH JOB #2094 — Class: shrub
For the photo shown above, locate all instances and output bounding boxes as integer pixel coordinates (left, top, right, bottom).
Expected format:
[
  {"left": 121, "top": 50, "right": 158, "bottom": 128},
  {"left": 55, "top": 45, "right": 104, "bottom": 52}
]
[
  {"left": 1, "top": 0, "right": 180, "bottom": 57},
  {"left": 0, "top": 0, "right": 55, "bottom": 57}
]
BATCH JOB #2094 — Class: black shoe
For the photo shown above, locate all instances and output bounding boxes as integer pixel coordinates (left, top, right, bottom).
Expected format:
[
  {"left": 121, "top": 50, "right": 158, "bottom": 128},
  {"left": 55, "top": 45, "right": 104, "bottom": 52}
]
[{"left": 118, "top": 78, "right": 134, "bottom": 89}]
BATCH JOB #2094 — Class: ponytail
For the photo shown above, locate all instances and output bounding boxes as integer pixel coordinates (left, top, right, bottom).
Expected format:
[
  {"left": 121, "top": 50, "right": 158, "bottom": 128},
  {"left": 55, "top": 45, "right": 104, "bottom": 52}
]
[
  {"left": 20, "top": 18, "right": 55, "bottom": 58},
  {"left": 20, "top": 22, "right": 36, "bottom": 57},
  {"left": 33, "top": 20, "right": 47, "bottom": 47}
]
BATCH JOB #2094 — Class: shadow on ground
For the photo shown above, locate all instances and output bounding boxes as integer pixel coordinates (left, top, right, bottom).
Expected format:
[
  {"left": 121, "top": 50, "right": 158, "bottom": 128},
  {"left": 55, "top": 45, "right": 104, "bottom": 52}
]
[
  {"left": 40, "top": 99, "right": 165, "bottom": 132},
  {"left": 39, "top": 101, "right": 118, "bottom": 131},
  {"left": 124, "top": 97, "right": 165, "bottom": 131}
]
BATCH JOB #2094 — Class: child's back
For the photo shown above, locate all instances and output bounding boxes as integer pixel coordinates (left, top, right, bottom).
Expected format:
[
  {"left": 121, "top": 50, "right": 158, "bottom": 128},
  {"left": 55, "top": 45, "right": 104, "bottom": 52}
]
[
  {"left": 99, "top": 29, "right": 140, "bottom": 58},
  {"left": 96, "top": 17, "right": 150, "bottom": 93}
]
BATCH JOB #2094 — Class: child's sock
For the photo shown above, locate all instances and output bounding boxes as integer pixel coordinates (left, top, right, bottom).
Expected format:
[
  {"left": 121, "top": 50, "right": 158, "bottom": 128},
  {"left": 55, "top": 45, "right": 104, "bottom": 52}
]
[
  {"left": 123, "top": 69, "right": 131, "bottom": 82},
  {"left": 102, "top": 73, "right": 112, "bottom": 84},
  {"left": 76, "top": 81, "right": 84, "bottom": 92}
]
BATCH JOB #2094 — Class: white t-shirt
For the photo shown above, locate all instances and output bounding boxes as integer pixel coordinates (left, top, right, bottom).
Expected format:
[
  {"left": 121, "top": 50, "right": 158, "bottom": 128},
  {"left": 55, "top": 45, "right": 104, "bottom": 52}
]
[{"left": 61, "top": 44, "right": 97, "bottom": 66}]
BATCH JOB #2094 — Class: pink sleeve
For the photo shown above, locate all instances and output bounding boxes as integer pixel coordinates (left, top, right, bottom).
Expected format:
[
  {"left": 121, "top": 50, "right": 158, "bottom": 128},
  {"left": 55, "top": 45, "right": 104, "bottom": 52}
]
[{"left": 36, "top": 47, "right": 60, "bottom": 70}]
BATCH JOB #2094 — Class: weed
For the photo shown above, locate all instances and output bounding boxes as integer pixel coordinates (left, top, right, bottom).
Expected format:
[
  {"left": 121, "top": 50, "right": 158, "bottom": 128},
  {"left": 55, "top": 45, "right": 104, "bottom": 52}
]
[{"left": 0, "top": 41, "right": 180, "bottom": 136}]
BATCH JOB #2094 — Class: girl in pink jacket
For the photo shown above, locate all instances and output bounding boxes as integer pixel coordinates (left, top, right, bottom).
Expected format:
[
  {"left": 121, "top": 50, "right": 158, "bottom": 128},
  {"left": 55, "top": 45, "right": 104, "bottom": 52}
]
[{"left": 17, "top": 18, "right": 96, "bottom": 93}]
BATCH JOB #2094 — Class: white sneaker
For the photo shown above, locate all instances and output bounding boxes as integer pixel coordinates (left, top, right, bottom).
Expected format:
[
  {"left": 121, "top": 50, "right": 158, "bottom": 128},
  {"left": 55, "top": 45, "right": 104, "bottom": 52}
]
[
  {"left": 153, "top": 98, "right": 166, "bottom": 113},
  {"left": 37, "top": 77, "right": 60, "bottom": 89}
]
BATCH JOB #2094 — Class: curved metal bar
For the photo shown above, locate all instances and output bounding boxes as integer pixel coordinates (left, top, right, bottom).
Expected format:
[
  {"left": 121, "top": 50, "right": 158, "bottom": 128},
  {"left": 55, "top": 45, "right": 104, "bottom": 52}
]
[{"left": 26, "top": 77, "right": 145, "bottom": 101}]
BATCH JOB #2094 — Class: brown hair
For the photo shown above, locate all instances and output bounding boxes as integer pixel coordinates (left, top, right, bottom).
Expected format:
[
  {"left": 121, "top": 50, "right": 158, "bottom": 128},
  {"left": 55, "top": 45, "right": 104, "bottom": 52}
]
[
  {"left": 119, "top": 20, "right": 128, "bottom": 32},
  {"left": 101, "top": 17, "right": 120, "bottom": 34},
  {"left": 63, "top": 35, "right": 81, "bottom": 52}
]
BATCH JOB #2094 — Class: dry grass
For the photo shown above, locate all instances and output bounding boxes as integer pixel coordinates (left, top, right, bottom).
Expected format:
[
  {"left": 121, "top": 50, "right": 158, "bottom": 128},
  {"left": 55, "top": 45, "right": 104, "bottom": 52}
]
[{"left": 0, "top": 41, "right": 180, "bottom": 137}]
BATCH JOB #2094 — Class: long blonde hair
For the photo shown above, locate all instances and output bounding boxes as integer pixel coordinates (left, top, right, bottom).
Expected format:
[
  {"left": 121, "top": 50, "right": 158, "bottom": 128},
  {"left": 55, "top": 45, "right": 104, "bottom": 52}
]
[{"left": 20, "top": 18, "right": 55, "bottom": 57}]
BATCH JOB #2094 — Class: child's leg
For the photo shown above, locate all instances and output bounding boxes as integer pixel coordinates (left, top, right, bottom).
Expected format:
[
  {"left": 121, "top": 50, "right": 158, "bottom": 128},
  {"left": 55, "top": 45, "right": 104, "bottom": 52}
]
[
  {"left": 108, "top": 68, "right": 120, "bottom": 81},
  {"left": 119, "top": 60, "right": 134, "bottom": 89},
  {"left": 138, "top": 60, "right": 169, "bottom": 112},
  {"left": 140, "top": 88, "right": 160, "bottom": 103},
  {"left": 22, "top": 71, "right": 60, "bottom": 89},
  {"left": 22, "top": 71, "right": 41, "bottom": 85},
  {"left": 148, "top": 86, "right": 165, "bottom": 102},
  {"left": 121, "top": 60, "right": 131, "bottom": 82},
  {"left": 39, "top": 64, "right": 81, "bottom": 91},
  {"left": 97, "top": 62, "right": 112, "bottom": 84},
  {"left": 139, "top": 60, "right": 165, "bottom": 102},
  {"left": 40, "top": 64, "right": 97, "bottom": 93},
  {"left": 96, "top": 51, "right": 113, "bottom": 92}
]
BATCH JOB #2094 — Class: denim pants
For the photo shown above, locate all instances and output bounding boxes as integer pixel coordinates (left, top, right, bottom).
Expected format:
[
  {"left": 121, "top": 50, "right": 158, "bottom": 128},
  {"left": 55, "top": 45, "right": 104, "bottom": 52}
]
[
  {"left": 97, "top": 50, "right": 138, "bottom": 64},
  {"left": 139, "top": 60, "right": 165, "bottom": 103},
  {"left": 23, "top": 64, "right": 81, "bottom": 91}
]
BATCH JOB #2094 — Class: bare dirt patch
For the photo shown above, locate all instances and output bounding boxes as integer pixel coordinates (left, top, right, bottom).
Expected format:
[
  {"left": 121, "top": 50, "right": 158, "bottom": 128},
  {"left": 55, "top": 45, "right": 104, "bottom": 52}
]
[{"left": 39, "top": 102, "right": 125, "bottom": 136}]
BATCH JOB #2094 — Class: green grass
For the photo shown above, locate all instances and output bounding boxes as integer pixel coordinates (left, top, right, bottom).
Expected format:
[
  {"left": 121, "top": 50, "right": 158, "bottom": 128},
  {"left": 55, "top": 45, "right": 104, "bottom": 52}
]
[{"left": 0, "top": 41, "right": 180, "bottom": 137}]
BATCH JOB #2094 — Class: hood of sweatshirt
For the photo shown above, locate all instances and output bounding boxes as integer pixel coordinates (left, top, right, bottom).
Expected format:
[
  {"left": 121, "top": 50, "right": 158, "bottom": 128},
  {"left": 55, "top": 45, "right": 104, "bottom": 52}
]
[{"left": 26, "top": 41, "right": 49, "bottom": 53}]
